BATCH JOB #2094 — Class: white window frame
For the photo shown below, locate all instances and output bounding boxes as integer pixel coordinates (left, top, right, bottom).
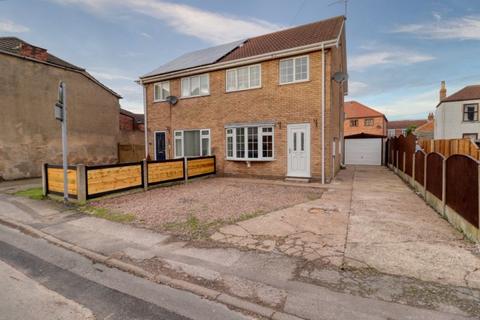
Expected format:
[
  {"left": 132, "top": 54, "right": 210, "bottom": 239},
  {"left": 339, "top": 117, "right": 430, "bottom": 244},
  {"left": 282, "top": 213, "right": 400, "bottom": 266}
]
[
  {"left": 225, "top": 125, "right": 274, "bottom": 161},
  {"left": 225, "top": 64, "right": 262, "bottom": 92},
  {"left": 153, "top": 81, "right": 170, "bottom": 102},
  {"left": 180, "top": 74, "right": 209, "bottom": 98},
  {"left": 173, "top": 129, "right": 211, "bottom": 158},
  {"left": 279, "top": 55, "right": 309, "bottom": 85}
]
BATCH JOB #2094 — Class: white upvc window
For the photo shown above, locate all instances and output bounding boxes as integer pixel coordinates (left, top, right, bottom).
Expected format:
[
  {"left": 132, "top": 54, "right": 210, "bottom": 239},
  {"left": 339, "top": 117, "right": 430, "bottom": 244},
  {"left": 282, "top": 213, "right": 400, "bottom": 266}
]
[
  {"left": 388, "top": 129, "right": 396, "bottom": 137},
  {"left": 181, "top": 74, "right": 209, "bottom": 98},
  {"left": 226, "top": 64, "right": 261, "bottom": 92},
  {"left": 279, "top": 55, "right": 309, "bottom": 84},
  {"left": 153, "top": 81, "right": 170, "bottom": 101},
  {"left": 174, "top": 129, "right": 210, "bottom": 158},
  {"left": 225, "top": 125, "right": 274, "bottom": 161}
]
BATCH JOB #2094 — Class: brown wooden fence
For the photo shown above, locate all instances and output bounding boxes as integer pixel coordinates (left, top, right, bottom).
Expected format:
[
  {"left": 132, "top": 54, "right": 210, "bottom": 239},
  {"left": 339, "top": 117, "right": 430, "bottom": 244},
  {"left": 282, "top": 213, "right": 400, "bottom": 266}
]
[
  {"left": 45, "top": 164, "right": 78, "bottom": 199},
  {"left": 425, "top": 152, "right": 444, "bottom": 200},
  {"left": 404, "top": 134, "right": 416, "bottom": 176},
  {"left": 388, "top": 134, "right": 416, "bottom": 174},
  {"left": 445, "top": 155, "right": 479, "bottom": 228},
  {"left": 414, "top": 150, "right": 425, "bottom": 186},
  {"left": 118, "top": 143, "right": 145, "bottom": 163},
  {"left": 44, "top": 156, "right": 216, "bottom": 200},
  {"left": 419, "top": 138, "right": 480, "bottom": 160}
]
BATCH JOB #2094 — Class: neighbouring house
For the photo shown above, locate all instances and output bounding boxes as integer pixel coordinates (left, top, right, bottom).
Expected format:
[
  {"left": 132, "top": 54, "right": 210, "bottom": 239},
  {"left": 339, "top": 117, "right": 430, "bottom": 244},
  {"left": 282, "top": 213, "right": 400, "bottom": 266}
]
[
  {"left": 414, "top": 113, "right": 434, "bottom": 141},
  {"left": 139, "top": 16, "right": 347, "bottom": 182},
  {"left": 435, "top": 81, "right": 480, "bottom": 140},
  {"left": 387, "top": 119, "right": 428, "bottom": 138},
  {"left": 0, "top": 37, "right": 121, "bottom": 180},
  {"left": 343, "top": 101, "right": 387, "bottom": 165}
]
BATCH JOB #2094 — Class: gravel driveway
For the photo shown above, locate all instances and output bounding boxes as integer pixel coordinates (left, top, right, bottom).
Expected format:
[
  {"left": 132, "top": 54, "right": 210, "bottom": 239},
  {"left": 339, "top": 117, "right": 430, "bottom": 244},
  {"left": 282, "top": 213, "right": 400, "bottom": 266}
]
[{"left": 92, "top": 178, "right": 323, "bottom": 232}]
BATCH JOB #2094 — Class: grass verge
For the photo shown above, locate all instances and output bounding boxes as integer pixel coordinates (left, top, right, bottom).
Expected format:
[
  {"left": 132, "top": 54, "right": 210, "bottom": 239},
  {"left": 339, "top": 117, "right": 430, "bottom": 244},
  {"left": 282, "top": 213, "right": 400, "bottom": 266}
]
[
  {"left": 14, "top": 187, "right": 45, "bottom": 200},
  {"left": 80, "top": 206, "right": 135, "bottom": 223}
]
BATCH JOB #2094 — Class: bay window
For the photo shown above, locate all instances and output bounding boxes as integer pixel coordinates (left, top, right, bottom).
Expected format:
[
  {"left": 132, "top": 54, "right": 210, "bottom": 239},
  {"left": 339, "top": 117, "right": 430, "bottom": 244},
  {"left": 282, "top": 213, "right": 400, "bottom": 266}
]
[
  {"left": 226, "top": 64, "right": 261, "bottom": 92},
  {"left": 174, "top": 129, "right": 210, "bottom": 158},
  {"left": 181, "top": 74, "right": 209, "bottom": 98},
  {"left": 226, "top": 125, "right": 274, "bottom": 160}
]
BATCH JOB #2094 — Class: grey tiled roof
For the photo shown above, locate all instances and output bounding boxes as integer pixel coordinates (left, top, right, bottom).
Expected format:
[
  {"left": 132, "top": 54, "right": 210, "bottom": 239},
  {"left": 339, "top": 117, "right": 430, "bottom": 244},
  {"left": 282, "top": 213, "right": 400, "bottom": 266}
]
[{"left": 141, "top": 39, "right": 245, "bottom": 78}]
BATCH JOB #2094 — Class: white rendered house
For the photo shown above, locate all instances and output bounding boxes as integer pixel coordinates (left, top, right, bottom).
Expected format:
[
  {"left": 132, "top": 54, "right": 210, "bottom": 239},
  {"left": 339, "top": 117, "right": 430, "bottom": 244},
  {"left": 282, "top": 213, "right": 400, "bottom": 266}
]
[{"left": 435, "top": 81, "right": 480, "bottom": 140}]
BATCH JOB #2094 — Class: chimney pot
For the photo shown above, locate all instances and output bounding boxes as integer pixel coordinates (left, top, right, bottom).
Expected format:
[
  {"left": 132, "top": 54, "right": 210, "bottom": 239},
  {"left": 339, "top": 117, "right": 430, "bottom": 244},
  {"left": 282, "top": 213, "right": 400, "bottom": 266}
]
[{"left": 439, "top": 80, "right": 447, "bottom": 101}]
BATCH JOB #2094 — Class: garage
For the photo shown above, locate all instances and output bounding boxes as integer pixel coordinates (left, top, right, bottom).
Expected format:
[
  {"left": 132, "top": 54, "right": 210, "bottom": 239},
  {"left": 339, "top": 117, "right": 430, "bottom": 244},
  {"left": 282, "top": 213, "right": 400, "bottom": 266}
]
[{"left": 345, "top": 133, "right": 384, "bottom": 165}]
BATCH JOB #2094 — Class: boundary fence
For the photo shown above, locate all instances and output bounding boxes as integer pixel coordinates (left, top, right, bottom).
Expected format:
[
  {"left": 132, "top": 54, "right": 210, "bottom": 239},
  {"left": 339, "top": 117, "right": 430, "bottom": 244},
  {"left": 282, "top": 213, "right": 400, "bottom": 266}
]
[
  {"left": 43, "top": 155, "right": 216, "bottom": 201},
  {"left": 387, "top": 135, "right": 479, "bottom": 242}
]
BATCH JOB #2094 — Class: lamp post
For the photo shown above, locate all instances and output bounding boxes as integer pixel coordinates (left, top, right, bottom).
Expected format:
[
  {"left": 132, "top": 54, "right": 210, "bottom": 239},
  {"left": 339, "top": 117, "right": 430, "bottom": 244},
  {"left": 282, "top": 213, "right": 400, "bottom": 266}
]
[{"left": 55, "top": 81, "right": 68, "bottom": 202}]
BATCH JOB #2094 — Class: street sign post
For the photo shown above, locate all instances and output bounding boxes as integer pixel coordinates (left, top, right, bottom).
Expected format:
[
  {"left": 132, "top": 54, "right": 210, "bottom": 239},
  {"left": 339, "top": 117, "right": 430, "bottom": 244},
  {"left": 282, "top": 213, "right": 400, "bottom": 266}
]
[{"left": 55, "top": 82, "right": 68, "bottom": 202}]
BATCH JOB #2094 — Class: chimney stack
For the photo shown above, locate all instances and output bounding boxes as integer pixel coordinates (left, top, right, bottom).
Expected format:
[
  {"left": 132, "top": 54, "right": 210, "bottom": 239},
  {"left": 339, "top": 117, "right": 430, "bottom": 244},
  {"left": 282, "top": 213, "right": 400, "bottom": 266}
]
[
  {"left": 439, "top": 80, "right": 447, "bottom": 101},
  {"left": 19, "top": 43, "right": 48, "bottom": 62},
  {"left": 428, "top": 112, "right": 434, "bottom": 121}
]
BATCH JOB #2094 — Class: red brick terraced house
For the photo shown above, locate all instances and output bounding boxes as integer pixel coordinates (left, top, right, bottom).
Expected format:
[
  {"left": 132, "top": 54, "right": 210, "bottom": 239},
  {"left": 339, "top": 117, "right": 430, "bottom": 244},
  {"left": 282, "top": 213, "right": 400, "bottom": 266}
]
[{"left": 139, "top": 16, "right": 347, "bottom": 183}]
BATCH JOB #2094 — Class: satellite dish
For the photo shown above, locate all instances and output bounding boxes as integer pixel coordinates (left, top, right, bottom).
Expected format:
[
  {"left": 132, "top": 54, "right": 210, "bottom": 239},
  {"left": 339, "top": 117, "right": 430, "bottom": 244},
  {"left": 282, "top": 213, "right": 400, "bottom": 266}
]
[
  {"left": 166, "top": 96, "right": 178, "bottom": 105},
  {"left": 332, "top": 72, "right": 348, "bottom": 83}
]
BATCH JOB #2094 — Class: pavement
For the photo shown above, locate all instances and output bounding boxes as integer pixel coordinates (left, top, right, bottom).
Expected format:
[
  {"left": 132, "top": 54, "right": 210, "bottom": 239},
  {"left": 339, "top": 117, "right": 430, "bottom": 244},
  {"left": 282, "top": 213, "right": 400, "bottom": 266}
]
[{"left": 0, "top": 168, "right": 480, "bottom": 319}]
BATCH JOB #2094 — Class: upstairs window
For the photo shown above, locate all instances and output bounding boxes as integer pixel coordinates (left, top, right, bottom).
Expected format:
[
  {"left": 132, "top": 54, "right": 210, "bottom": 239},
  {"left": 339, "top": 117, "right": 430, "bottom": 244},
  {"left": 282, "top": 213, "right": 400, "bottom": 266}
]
[
  {"left": 350, "top": 119, "right": 358, "bottom": 127},
  {"left": 226, "top": 126, "right": 274, "bottom": 161},
  {"left": 181, "top": 74, "right": 209, "bottom": 98},
  {"left": 463, "top": 103, "right": 478, "bottom": 122},
  {"left": 279, "top": 55, "right": 309, "bottom": 84},
  {"left": 226, "top": 64, "right": 261, "bottom": 92},
  {"left": 154, "top": 81, "right": 170, "bottom": 101},
  {"left": 364, "top": 118, "right": 374, "bottom": 126}
]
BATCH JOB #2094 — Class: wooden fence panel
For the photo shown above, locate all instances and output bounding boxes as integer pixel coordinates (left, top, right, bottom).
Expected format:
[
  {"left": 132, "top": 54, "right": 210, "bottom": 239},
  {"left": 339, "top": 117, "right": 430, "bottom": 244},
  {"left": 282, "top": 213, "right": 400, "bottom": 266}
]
[
  {"left": 118, "top": 143, "right": 145, "bottom": 163},
  {"left": 187, "top": 156, "right": 216, "bottom": 178},
  {"left": 86, "top": 162, "right": 143, "bottom": 198},
  {"left": 426, "top": 152, "right": 444, "bottom": 200},
  {"left": 404, "top": 134, "right": 416, "bottom": 176},
  {"left": 414, "top": 151, "right": 425, "bottom": 185},
  {"left": 46, "top": 165, "right": 77, "bottom": 197},
  {"left": 445, "top": 155, "right": 479, "bottom": 228},
  {"left": 147, "top": 159, "right": 184, "bottom": 185},
  {"left": 420, "top": 138, "right": 480, "bottom": 160},
  {"left": 398, "top": 135, "right": 405, "bottom": 171}
]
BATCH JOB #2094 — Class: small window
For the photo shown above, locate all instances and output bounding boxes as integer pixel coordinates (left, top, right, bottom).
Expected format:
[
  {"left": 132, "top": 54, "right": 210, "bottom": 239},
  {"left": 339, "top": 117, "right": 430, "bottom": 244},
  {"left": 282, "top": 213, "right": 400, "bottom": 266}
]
[
  {"left": 226, "top": 125, "right": 274, "bottom": 161},
  {"left": 364, "top": 118, "right": 374, "bottom": 126},
  {"left": 463, "top": 104, "right": 478, "bottom": 122},
  {"left": 174, "top": 129, "right": 210, "bottom": 158},
  {"left": 226, "top": 64, "right": 261, "bottom": 92},
  {"left": 154, "top": 81, "right": 170, "bottom": 101},
  {"left": 279, "top": 55, "right": 309, "bottom": 84},
  {"left": 181, "top": 74, "right": 209, "bottom": 98},
  {"left": 463, "top": 133, "right": 478, "bottom": 140},
  {"left": 350, "top": 119, "right": 358, "bottom": 127}
]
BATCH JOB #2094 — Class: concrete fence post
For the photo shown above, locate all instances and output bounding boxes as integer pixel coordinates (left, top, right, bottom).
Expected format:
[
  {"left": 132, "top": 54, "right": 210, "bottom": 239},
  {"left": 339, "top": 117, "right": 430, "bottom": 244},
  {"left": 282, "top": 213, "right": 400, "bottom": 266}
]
[
  {"left": 76, "top": 164, "right": 87, "bottom": 203},
  {"left": 441, "top": 158, "right": 447, "bottom": 216},
  {"left": 395, "top": 151, "right": 399, "bottom": 173},
  {"left": 42, "top": 163, "right": 48, "bottom": 196},
  {"left": 412, "top": 153, "right": 416, "bottom": 186},
  {"left": 142, "top": 159, "right": 148, "bottom": 191},
  {"left": 184, "top": 157, "right": 188, "bottom": 183}
]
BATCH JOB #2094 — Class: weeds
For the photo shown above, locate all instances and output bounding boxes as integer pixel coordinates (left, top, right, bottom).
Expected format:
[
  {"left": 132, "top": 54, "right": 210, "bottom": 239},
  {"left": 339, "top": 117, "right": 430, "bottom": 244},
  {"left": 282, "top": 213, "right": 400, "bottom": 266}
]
[
  {"left": 14, "top": 187, "right": 45, "bottom": 200},
  {"left": 80, "top": 206, "right": 135, "bottom": 223}
]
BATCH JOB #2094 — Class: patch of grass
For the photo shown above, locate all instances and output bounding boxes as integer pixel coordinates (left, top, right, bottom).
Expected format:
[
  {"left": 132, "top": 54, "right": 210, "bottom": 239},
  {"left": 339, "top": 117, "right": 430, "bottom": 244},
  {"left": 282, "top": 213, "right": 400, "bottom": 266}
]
[
  {"left": 81, "top": 206, "right": 135, "bottom": 223},
  {"left": 306, "top": 192, "right": 322, "bottom": 201},
  {"left": 14, "top": 187, "right": 45, "bottom": 200},
  {"left": 235, "top": 210, "right": 264, "bottom": 222}
]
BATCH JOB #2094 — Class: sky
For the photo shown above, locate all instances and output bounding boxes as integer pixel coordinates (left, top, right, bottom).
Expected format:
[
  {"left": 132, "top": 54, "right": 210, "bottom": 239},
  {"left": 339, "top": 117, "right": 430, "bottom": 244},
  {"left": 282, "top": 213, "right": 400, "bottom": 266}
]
[{"left": 1, "top": 0, "right": 479, "bottom": 120}]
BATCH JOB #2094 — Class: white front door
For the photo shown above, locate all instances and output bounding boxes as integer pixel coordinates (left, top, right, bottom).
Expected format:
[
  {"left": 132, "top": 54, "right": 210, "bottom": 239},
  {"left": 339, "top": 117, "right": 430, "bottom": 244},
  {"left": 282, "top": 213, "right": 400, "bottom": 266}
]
[{"left": 287, "top": 123, "right": 310, "bottom": 177}]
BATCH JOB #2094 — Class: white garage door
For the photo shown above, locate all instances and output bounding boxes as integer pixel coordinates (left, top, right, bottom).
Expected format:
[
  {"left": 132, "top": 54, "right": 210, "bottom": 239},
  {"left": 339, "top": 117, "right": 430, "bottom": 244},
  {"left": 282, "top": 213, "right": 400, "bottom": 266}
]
[{"left": 345, "top": 138, "right": 382, "bottom": 165}]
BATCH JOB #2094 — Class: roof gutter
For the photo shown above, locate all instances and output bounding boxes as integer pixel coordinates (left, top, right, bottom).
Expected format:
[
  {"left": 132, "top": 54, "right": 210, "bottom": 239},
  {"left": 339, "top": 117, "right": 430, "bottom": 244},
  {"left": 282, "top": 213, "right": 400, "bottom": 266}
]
[{"left": 138, "top": 39, "right": 338, "bottom": 84}]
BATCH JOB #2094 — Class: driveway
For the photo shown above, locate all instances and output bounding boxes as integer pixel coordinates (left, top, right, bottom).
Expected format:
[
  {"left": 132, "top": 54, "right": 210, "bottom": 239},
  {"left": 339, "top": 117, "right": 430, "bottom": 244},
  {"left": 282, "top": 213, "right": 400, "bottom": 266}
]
[{"left": 212, "top": 166, "right": 480, "bottom": 289}]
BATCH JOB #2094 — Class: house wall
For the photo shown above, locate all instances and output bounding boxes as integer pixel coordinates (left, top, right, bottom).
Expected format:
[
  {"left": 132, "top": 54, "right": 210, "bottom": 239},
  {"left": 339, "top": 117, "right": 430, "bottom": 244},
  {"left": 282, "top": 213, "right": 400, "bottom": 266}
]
[
  {"left": 119, "top": 114, "right": 145, "bottom": 145},
  {"left": 435, "top": 100, "right": 480, "bottom": 139},
  {"left": 0, "top": 53, "right": 120, "bottom": 180},
  {"left": 146, "top": 48, "right": 345, "bottom": 182},
  {"left": 344, "top": 116, "right": 386, "bottom": 137}
]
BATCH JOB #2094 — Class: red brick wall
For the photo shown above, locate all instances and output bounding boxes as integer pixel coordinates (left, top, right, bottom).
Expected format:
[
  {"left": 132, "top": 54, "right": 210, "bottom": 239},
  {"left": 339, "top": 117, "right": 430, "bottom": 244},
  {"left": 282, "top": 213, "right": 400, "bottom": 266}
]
[
  {"left": 344, "top": 116, "right": 387, "bottom": 136},
  {"left": 119, "top": 113, "right": 134, "bottom": 131},
  {"left": 145, "top": 48, "right": 344, "bottom": 181}
]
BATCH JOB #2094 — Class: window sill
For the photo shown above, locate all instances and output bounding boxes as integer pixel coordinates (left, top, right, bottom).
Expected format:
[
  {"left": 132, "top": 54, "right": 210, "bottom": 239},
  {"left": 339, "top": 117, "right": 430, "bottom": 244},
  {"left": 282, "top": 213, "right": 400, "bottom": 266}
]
[
  {"left": 278, "top": 79, "right": 310, "bottom": 86},
  {"left": 226, "top": 158, "right": 275, "bottom": 162},
  {"left": 225, "top": 86, "right": 262, "bottom": 93},
  {"left": 153, "top": 99, "right": 168, "bottom": 103},
  {"left": 180, "top": 94, "right": 210, "bottom": 100}
]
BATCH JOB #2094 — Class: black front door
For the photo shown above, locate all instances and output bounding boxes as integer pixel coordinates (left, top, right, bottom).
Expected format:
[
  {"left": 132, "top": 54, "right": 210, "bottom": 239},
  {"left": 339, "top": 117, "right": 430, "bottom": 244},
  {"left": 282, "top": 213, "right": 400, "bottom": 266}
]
[{"left": 155, "top": 132, "right": 166, "bottom": 160}]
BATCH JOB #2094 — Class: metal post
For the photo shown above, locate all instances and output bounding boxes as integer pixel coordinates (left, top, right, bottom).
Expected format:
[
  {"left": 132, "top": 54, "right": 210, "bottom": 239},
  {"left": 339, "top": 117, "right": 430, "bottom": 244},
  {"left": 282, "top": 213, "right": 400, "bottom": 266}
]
[{"left": 61, "top": 83, "right": 68, "bottom": 202}]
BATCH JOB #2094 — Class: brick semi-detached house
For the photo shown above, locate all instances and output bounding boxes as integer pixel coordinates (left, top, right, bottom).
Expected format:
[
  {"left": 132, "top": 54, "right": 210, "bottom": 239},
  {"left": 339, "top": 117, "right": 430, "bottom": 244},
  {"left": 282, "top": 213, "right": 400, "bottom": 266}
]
[
  {"left": 139, "top": 16, "right": 347, "bottom": 182},
  {"left": 344, "top": 101, "right": 387, "bottom": 137}
]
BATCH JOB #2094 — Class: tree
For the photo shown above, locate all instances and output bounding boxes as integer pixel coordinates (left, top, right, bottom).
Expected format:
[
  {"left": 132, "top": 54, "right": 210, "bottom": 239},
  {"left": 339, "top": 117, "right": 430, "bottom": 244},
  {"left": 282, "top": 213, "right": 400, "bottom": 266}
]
[{"left": 405, "top": 125, "right": 417, "bottom": 136}]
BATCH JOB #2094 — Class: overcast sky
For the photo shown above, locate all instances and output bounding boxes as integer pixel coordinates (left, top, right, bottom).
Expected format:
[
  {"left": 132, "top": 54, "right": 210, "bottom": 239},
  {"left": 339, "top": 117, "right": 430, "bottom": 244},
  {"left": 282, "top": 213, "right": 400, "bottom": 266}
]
[{"left": 1, "top": 0, "right": 479, "bottom": 120}]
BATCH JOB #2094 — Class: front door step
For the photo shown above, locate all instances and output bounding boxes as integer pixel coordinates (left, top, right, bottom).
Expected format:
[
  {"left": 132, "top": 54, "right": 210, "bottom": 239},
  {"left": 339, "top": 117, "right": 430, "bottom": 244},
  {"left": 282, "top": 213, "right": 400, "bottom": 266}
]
[{"left": 284, "top": 177, "right": 311, "bottom": 183}]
